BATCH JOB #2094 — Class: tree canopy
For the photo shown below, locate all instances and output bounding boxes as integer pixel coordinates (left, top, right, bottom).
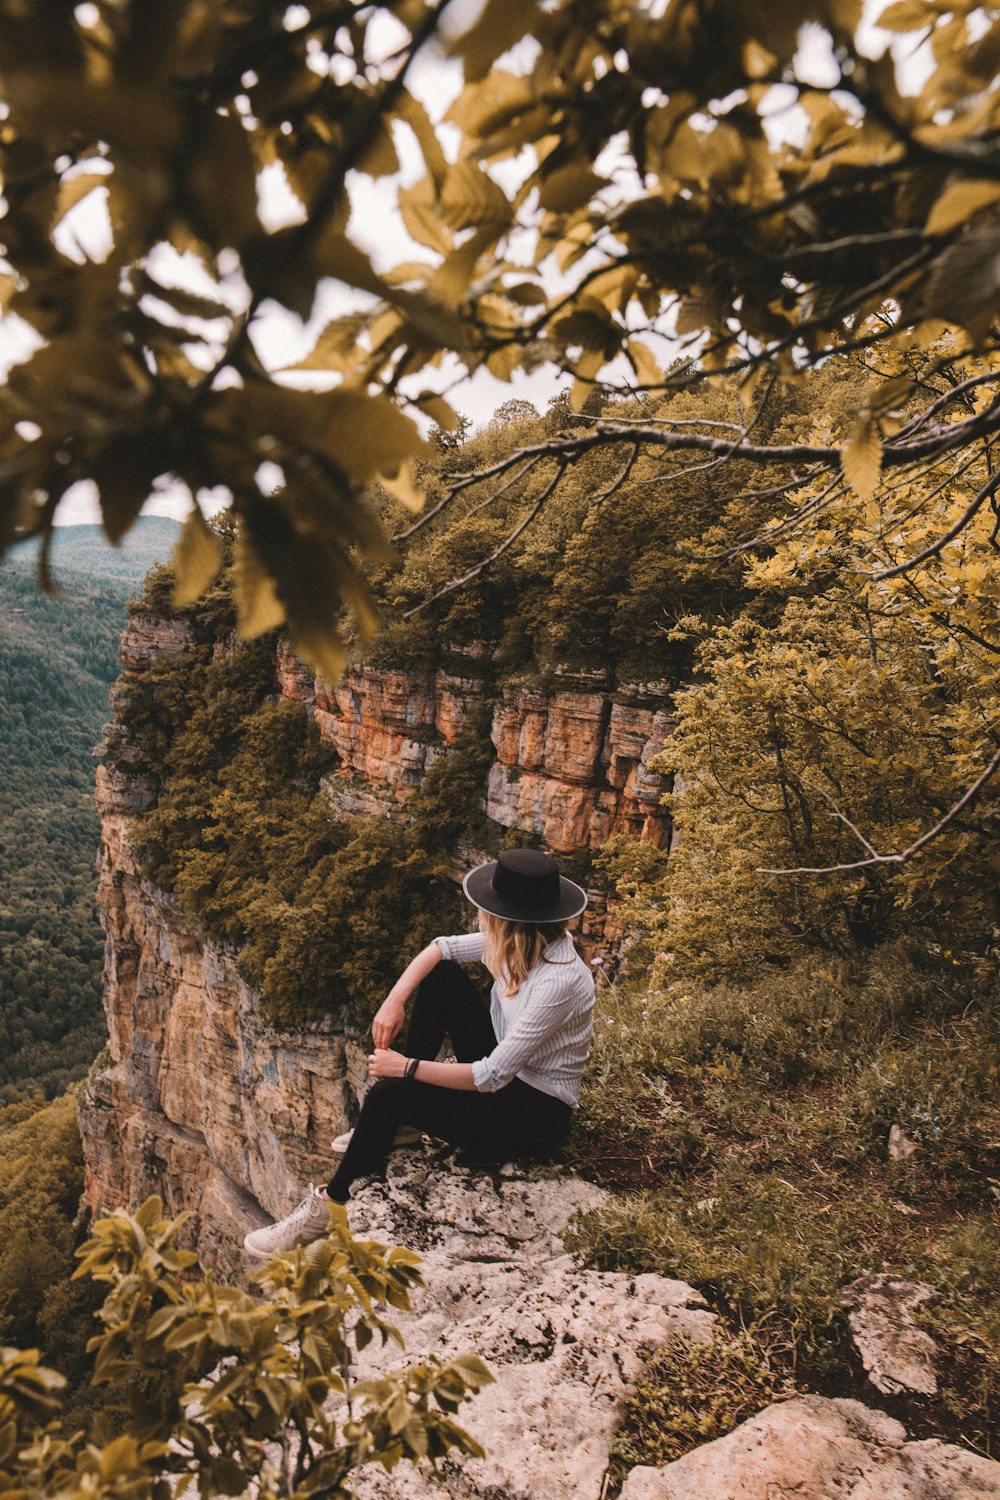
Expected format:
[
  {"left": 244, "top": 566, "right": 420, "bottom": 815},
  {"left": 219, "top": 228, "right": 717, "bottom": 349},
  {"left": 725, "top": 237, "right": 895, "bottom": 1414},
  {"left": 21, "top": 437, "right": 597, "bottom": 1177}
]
[{"left": 2, "top": 1, "right": 1000, "bottom": 672}]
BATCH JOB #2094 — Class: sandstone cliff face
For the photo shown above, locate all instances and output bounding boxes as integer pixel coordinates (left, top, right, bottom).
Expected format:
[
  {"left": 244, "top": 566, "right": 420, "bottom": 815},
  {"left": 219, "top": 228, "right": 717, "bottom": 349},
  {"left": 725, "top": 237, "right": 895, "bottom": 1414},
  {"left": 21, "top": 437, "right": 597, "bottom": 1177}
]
[
  {"left": 82, "top": 618, "right": 676, "bottom": 1273},
  {"left": 275, "top": 641, "right": 673, "bottom": 851},
  {"left": 82, "top": 760, "right": 369, "bottom": 1282}
]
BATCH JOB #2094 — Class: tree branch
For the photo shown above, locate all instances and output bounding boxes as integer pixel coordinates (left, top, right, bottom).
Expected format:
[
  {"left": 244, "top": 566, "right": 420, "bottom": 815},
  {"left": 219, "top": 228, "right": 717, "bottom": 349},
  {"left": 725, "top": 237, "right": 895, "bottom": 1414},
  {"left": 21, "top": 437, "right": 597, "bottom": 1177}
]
[
  {"left": 401, "top": 464, "right": 566, "bottom": 617},
  {"left": 870, "top": 468, "right": 1000, "bottom": 580},
  {"left": 758, "top": 747, "right": 1000, "bottom": 877}
]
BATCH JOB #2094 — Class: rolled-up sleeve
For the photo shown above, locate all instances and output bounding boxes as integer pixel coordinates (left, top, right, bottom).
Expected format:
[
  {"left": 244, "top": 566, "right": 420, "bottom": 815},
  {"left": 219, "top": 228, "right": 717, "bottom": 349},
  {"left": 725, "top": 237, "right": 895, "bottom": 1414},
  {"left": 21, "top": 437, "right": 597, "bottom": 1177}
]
[
  {"left": 472, "top": 968, "right": 582, "bottom": 1093},
  {"left": 433, "top": 932, "right": 485, "bottom": 964}
]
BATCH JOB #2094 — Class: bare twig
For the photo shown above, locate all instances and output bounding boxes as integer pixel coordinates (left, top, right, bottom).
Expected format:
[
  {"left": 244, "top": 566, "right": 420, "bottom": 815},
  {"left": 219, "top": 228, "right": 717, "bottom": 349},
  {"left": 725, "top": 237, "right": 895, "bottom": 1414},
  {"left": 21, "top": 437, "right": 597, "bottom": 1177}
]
[
  {"left": 759, "top": 747, "right": 1000, "bottom": 876},
  {"left": 391, "top": 456, "right": 540, "bottom": 544},
  {"left": 870, "top": 468, "right": 1000, "bottom": 579},
  {"left": 402, "top": 463, "right": 566, "bottom": 617},
  {"left": 592, "top": 443, "right": 641, "bottom": 504}
]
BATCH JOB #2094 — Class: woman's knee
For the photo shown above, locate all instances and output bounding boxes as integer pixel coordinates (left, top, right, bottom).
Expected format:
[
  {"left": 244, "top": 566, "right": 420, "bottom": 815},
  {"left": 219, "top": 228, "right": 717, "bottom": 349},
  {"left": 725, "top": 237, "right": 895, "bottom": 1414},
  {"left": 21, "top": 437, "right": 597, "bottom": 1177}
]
[
  {"left": 360, "top": 1076, "right": 411, "bottom": 1116},
  {"left": 418, "top": 959, "right": 465, "bottom": 998}
]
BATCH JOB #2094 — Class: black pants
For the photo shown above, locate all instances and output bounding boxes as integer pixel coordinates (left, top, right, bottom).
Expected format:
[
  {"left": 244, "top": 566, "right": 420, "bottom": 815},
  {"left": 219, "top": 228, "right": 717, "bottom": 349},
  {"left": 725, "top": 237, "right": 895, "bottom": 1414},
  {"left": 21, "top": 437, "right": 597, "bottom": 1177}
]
[{"left": 326, "top": 960, "right": 572, "bottom": 1202}]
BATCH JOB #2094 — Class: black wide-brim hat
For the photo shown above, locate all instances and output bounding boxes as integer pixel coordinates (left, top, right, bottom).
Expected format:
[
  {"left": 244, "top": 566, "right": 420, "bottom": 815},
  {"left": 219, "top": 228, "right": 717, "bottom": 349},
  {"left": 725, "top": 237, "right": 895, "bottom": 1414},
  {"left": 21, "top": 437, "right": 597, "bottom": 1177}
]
[{"left": 463, "top": 848, "right": 587, "bottom": 923}]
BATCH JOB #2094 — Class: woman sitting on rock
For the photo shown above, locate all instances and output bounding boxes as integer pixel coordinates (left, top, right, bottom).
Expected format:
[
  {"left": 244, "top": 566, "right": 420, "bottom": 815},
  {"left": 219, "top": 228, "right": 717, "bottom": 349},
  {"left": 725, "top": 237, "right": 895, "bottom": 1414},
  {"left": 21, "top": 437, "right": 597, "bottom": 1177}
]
[{"left": 244, "top": 848, "right": 594, "bottom": 1258}]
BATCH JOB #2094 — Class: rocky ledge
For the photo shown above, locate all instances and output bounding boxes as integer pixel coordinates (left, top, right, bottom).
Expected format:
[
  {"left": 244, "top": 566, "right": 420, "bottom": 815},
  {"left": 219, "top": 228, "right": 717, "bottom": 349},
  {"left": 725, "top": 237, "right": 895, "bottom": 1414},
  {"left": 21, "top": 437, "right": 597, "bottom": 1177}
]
[
  {"left": 260, "top": 1151, "right": 718, "bottom": 1500},
  {"left": 242, "top": 1153, "right": 1000, "bottom": 1500},
  {"left": 619, "top": 1397, "right": 1000, "bottom": 1499}
]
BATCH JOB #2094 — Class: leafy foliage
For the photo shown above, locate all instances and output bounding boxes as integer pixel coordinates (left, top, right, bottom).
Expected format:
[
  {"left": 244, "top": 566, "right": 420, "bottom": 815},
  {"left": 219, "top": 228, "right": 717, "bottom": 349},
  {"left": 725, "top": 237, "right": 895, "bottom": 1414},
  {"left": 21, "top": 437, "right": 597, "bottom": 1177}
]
[
  {"left": 5, "top": 1, "right": 1000, "bottom": 684},
  {"left": 563, "top": 947, "right": 1000, "bottom": 1455},
  {"left": 608, "top": 1329, "right": 799, "bottom": 1480},
  {"left": 0, "top": 1196, "right": 492, "bottom": 1498},
  {"left": 0, "top": 1096, "right": 108, "bottom": 1430},
  {"left": 594, "top": 374, "right": 1000, "bottom": 976}
]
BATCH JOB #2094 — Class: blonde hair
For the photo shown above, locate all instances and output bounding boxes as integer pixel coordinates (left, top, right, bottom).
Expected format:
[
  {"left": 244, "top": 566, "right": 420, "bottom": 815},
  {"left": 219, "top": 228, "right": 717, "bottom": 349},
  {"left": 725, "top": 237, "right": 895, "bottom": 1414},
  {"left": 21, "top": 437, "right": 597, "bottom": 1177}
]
[{"left": 479, "top": 910, "right": 572, "bottom": 996}]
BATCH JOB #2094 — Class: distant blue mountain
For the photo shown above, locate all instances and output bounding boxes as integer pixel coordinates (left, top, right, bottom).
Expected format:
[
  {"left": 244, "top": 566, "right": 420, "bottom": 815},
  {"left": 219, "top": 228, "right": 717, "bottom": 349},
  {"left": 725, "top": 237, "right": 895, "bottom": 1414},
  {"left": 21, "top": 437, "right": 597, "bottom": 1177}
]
[{"left": 3, "top": 514, "right": 182, "bottom": 587}]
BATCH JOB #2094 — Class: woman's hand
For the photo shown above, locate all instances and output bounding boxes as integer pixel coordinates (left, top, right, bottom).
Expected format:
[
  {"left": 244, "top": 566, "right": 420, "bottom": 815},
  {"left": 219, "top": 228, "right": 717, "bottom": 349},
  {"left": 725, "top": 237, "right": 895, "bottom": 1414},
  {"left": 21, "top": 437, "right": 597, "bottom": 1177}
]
[
  {"left": 368, "top": 1047, "right": 408, "bottom": 1079},
  {"left": 371, "top": 995, "right": 405, "bottom": 1049}
]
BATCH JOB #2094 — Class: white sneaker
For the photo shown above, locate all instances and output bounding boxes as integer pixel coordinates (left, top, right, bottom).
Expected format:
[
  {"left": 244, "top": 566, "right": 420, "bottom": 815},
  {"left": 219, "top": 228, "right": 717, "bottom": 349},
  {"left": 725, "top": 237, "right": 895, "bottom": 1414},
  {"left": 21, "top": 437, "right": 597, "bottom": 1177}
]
[
  {"left": 243, "top": 1187, "right": 331, "bottom": 1259},
  {"left": 331, "top": 1125, "right": 424, "bottom": 1154}
]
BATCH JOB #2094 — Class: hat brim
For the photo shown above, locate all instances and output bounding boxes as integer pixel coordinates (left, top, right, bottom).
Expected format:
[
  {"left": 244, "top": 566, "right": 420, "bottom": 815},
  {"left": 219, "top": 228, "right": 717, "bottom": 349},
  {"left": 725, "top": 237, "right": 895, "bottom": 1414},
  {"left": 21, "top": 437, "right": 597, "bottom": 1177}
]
[{"left": 463, "top": 861, "right": 588, "bottom": 922}]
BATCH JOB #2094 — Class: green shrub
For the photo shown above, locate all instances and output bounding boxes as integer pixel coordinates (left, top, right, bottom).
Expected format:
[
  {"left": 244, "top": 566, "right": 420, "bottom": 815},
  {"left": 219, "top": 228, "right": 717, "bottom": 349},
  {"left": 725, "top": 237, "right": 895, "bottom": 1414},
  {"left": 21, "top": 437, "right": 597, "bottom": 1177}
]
[
  {"left": 0, "top": 1095, "right": 105, "bottom": 1419},
  {"left": 564, "top": 1168, "right": 866, "bottom": 1355},
  {"left": 913, "top": 1216, "right": 1000, "bottom": 1458},
  {"left": 1, "top": 1197, "right": 491, "bottom": 1497},
  {"left": 620, "top": 942, "right": 956, "bottom": 1087},
  {"left": 849, "top": 1032, "right": 999, "bottom": 1180},
  {"left": 608, "top": 1328, "right": 799, "bottom": 1482}
]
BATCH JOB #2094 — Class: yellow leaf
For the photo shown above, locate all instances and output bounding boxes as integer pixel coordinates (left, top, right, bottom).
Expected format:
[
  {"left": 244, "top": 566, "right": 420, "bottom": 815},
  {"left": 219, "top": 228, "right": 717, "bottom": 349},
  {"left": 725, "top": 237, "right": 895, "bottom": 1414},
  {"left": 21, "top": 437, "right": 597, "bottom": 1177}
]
[
  {"left": 233, "top": 529, "right": 285, "bottom": 637},
  {"left": 357, "top": 116, "right": 400, "bottom": 179},
  {"left": 398, "top": 178, "right": 452, "bottom": 256},
  {"left": 188, "top": 113, "right": 259, "bottom": 250},
  {"left": 925, "top": 178, "right": 1000, "bottom": 236},
  {"left": 876, "top": 0, "right": 938, "bottom": 30},
  {"left": 503, "top": 280, "right": 547, "bottom": 306},
  {"left": 172, "top": 509, "right": 222, "bottom": 608},
  {"left": 867, "top": 373, "right": 914, "bottom": 415},
  {"left": 282, "top": 314, "right": 367, "bottom": 374},
  {"left": 393, "top": 88, "right": 448, "bottom": 189},
  {"left": 382, "top": 261, "right": 434, "bottom": 288},
  {"left": 413, "top": 392, "right": 460, "bottom": 430},
  {"left": 676, "top": 296, "right": 712, "bottom": 336},
  {"left": 586, "top": 264, "right": 639, "bottom": 317},
  {"left": 626, "top": 338, "right": 663, "bottom": 388},
  {"left": 555, "top": 303, "right": 620, "bottom": 357},
  {"left": 428, "top": 225, "right": 499, "bottom": 306},
  {"left": 742, "top": 39, "right": 777, "bottom": 79},
  {"left": 308, "top": 229, "right": 385, "bottom": 296},
  {"left": 841, "top": 415, "right": 883, "bottom": 501},
  {"left": 537, "top": 164, "right": 607, "bottom": 213},
  {"left": 378, "top": 458, "right": 424, "bottom": 513},
  {"left": 53, "top": 170, "right": 108, "bottom": 229},
  {"left": 282, "top": 144, "right": 330, "bottom": 212},
  {"left": 485, "top": 343, "right": 524, "bottom": 381},
  {"left": 569, "top": 349, "right": 604, "bottom": 411},
  {"left": 439, "top": 161, "right": 511, "bottom": 232},
  {"left": 554, "top": 219, "right": 596, "bottom": 275},
  {"left": 924, "top": 224, "right": 1000, "bottom": 344},
  {"left": 446, "top": 71, "right": 534, "bottom": 139},
  {"left": 449, "top": 0, "right": 541, "bottom": 82}
]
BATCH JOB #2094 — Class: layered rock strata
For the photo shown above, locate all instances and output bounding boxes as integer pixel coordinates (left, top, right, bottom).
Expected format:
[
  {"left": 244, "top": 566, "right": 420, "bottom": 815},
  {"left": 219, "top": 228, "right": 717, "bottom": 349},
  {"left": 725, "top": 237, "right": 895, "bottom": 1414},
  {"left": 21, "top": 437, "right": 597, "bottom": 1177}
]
[
  {"left": 276, "top": 641, "right": 674, "bottom": 853},
  {"left": 82, "top": 760, "right": 369, "bottom": 1283}
]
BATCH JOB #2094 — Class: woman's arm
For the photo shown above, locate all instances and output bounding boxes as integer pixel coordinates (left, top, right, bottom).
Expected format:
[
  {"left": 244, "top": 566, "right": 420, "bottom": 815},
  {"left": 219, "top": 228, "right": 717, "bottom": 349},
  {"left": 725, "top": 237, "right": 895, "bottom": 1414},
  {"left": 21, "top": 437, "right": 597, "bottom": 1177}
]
[
  {"left": 472, "top": 968, "right": 589, "bottom": 1094},
  {"left": 368, "top": 1049, "right": 477, "bottom": 1090},
  {"left": 370, "top": 941, "right": 443, "bottom": 1048}
]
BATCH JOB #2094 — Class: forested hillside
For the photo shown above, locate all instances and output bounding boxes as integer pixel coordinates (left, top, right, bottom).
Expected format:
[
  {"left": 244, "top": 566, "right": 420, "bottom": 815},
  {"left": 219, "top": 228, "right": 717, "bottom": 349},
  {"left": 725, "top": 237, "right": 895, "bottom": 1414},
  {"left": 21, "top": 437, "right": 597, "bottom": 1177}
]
[
  {"left": 0, "top": 518, "right": 179, "bottom": 1102},
  {"left": 110, "top": 372, "right": 999, "bottom": 1462}
]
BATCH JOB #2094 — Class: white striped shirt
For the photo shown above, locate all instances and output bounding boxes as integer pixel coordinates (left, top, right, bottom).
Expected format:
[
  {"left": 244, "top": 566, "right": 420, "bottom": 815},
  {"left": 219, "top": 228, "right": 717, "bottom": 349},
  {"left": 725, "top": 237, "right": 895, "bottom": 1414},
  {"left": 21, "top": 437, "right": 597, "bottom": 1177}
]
[{"left": 432, "top": 931, "right": 595, "bottom": 1107}]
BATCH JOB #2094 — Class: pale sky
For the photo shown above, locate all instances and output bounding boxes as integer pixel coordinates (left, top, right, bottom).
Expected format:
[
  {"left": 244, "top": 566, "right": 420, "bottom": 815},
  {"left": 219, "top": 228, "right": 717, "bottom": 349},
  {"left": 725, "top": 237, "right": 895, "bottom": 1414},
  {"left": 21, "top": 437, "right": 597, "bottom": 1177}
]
[{"left": 0, "top": 2, "right": 936, "bottom": 527}]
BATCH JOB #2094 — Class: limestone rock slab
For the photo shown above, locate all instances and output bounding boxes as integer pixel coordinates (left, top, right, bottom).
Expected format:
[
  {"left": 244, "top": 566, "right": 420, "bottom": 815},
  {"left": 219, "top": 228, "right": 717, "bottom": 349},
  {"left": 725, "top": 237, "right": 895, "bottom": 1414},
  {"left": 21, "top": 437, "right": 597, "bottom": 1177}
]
[
  {"left": 843, "top": 1274, "right": 939, "bottom": 1397},
  {"left": 339, "top": 1155, "right": 716, "bottom": 1500},
  {"left": 617, "top": 1395, "right": 1000, "bottom": 1499}
]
